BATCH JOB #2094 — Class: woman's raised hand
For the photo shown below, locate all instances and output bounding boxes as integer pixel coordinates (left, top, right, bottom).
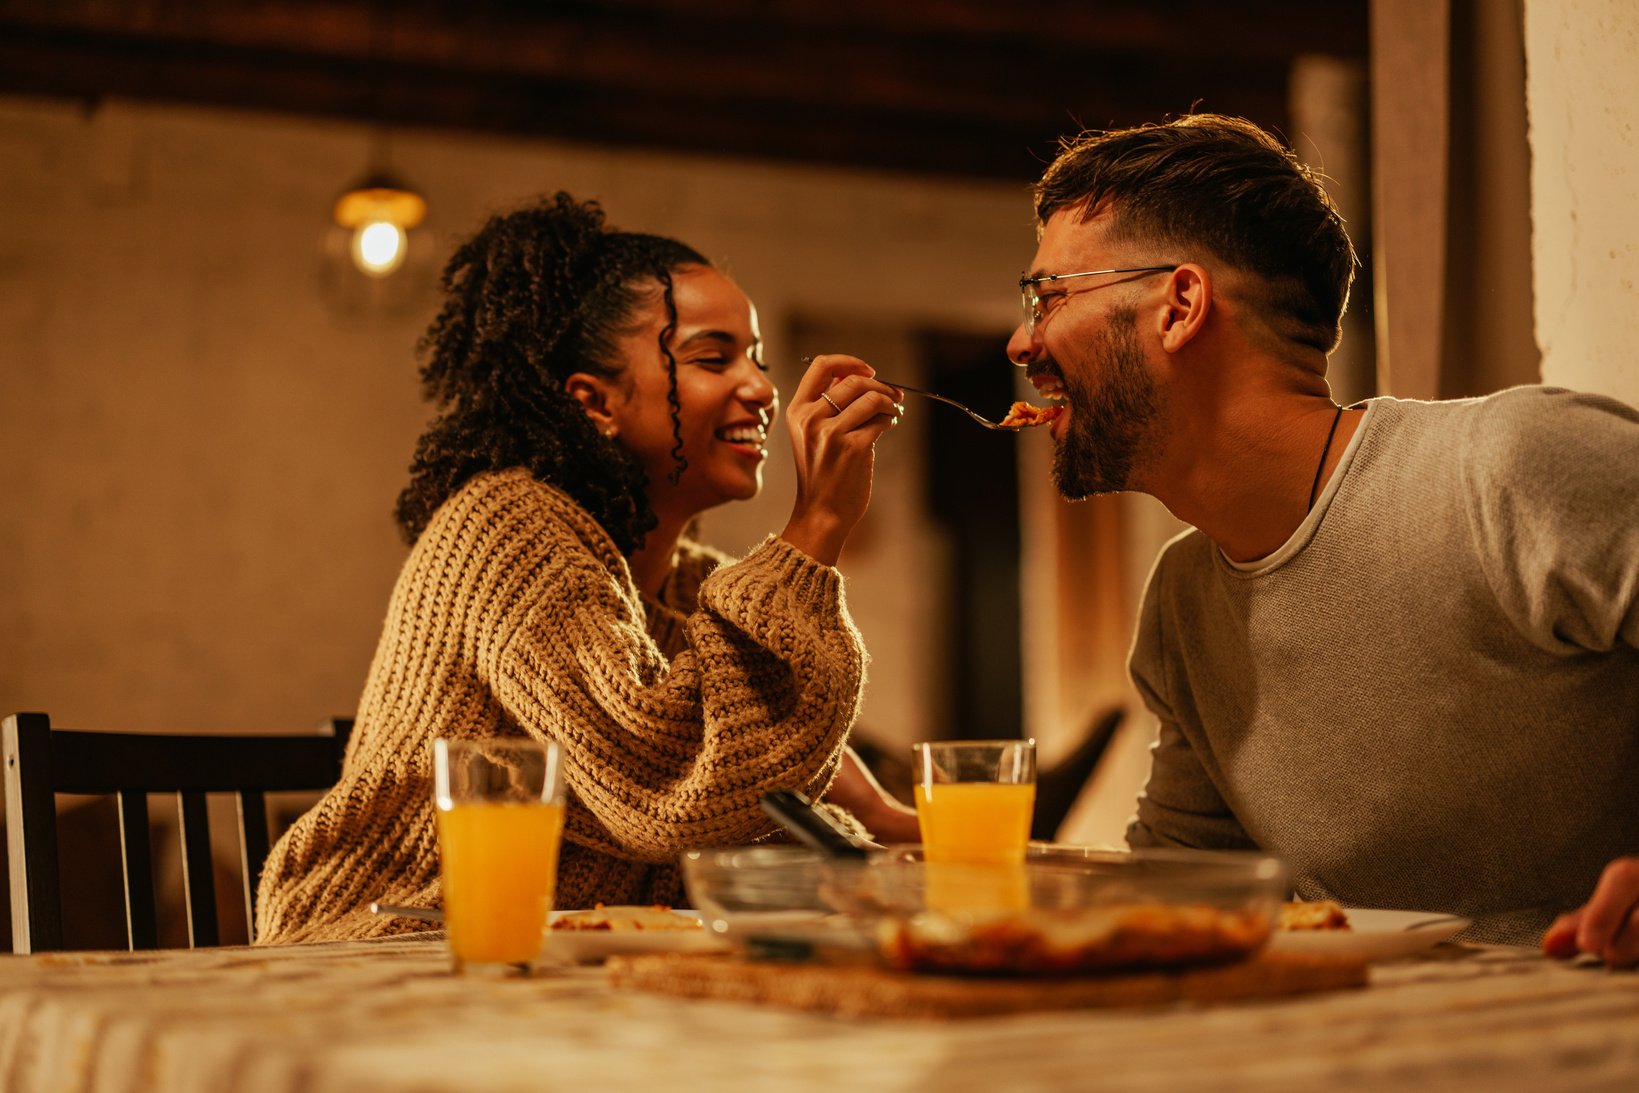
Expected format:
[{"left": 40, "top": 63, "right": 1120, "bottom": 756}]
[{"left": 779, "top": 354, "right": 903, "bottom": 566}]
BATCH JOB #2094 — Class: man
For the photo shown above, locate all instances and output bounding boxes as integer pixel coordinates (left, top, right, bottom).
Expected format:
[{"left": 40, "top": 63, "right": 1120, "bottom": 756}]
[{"left": 1005, "top": 113, "right": 1638, "bottom": 963}]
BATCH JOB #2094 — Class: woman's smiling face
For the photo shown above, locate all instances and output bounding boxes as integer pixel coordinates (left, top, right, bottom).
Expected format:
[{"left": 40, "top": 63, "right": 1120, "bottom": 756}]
[{"left": 604, "top": 265, "right": 777, "bottom": 522}]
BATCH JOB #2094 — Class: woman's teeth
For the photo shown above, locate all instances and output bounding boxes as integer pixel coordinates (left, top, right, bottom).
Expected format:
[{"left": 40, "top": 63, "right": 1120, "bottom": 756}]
[{"left": 717, "top": 425, "right": 766, "bottom": 446}]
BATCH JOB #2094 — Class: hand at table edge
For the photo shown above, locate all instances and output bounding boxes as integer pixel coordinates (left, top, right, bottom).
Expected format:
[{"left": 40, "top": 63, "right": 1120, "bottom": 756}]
[
  {"left": 1542, "top": 855, "right": 1639, "bottom": 969},
  {"left": 824, "top": 745, "right": 921, "bottom": 845}
]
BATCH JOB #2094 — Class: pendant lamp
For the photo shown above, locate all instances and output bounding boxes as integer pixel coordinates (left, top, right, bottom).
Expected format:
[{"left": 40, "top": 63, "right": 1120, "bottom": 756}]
[{"left": 333, "top": 169, "right": 427, "bottom": 279}]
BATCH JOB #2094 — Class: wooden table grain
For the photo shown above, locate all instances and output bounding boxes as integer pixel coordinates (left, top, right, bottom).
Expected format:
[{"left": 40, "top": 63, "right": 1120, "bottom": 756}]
[{"left": 1, "top": 935, "right": 1635, "bottom": 1091}]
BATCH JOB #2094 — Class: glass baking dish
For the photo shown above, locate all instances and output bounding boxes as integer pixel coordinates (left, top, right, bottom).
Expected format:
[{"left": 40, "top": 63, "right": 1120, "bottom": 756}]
[{"left": 682, "top": 843, "right": 1288, "bottom": 976}]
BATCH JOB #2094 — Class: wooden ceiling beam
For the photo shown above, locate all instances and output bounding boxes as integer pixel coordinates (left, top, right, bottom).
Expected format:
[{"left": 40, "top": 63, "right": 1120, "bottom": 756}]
[
  {"left": 0, "top": 3, "right": 1320, "bottom": 119},
  {"left": 580, "top": 0, "right": 1367, "bottom": 62},
  {"left": 0, "top": 0, "right": 1368, "bottom": 65},
  {"left": 0, "top": 1, "right": 1331, "bottom": 180}
]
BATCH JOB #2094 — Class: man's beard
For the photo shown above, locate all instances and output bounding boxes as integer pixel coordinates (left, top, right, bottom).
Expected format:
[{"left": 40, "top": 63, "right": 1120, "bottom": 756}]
[{"left": 1051, "top": 307, "right": 1161, "bottom": 501}]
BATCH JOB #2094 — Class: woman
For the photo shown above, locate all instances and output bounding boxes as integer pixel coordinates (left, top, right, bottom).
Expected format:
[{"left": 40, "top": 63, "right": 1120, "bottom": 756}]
[{"left": 257, "top": 193, "right": 908, "bottom": 943}]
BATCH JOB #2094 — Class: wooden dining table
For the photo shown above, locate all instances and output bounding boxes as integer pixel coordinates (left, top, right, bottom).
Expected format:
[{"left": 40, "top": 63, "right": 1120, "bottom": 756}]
[{"left": 2, "top": 931, "right": 1636, "bottom": 1091}]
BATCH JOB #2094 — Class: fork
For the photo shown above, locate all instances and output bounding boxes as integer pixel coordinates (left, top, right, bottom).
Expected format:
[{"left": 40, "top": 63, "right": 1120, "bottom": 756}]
[
  {"left": 877, "top": 378, "right": 1024, "bottom": 431},
  {"left": 370, "top": 901, "right": 444, "bottom": 923}
]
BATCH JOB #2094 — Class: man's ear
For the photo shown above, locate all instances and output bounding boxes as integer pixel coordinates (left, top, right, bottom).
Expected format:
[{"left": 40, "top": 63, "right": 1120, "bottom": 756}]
[
  {"left": 1157, "top": 264, "right": 1211, "bottom": 354},
  {"left": 564, "top": 373, "right": 621, "bottom": 438}
]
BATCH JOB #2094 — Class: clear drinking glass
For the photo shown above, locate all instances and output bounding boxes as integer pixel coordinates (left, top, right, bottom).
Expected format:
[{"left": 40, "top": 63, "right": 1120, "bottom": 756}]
[
  {"left": 433, "top": 737, "right": 565, "bottom": 976},
  {"left": 912, "top": 739, "right": 1037, "bottom": 865}
]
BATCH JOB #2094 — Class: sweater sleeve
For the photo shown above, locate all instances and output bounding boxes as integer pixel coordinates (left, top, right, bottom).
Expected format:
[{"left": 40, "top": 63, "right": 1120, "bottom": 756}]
[
  {"left": 1125, "top": 544, "right": 1257, "bottom": 851},
  {"left": 495, "top": 523, "right": 864, "bottom": 863},
  {"left": 1463, "top": 388, "right": 1639, "bottom": 654}
]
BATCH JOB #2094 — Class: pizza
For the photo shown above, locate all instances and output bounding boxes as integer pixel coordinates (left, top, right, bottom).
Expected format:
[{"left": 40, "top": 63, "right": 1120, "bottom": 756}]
[
  {"left": 549, "top": 904, "right": 703, "bottom": 932},
  {"left": 1277, "top": 900, "right": 1351, "bottom": 931},
  {"left": 998, "top": 401, "right": 1064, "bottom": 428}
]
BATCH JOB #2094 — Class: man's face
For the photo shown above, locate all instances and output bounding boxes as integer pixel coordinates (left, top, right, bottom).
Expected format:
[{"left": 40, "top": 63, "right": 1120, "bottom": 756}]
[
  {"left": 1048, "top": 305, "right": 1159, "bottom": 499},
  {"left": 1010, "top": 209, "right": 1166, "bottom": 500}
]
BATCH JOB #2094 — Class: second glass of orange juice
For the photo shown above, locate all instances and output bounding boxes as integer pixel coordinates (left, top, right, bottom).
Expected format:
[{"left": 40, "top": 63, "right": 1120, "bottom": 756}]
[
  {"left": 913, "top": 739, "right": 1036, "bottom": 916},
  {"left": 912, "top": 739, "right": 1037, "bottom": 865},
  {"left": 433, "top": 737, "right": 565, "bottom": 975}
]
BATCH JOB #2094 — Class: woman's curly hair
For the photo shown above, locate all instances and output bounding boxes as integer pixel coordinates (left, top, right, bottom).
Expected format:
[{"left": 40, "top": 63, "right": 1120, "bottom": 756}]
[{"left": 394, "top": 192, "right": 708, "bottom": 553}]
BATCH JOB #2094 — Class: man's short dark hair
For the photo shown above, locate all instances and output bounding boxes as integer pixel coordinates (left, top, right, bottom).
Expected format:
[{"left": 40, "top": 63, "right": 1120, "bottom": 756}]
[{"left": 1034, "top": 114, "right": 1357, "bottom": 353}]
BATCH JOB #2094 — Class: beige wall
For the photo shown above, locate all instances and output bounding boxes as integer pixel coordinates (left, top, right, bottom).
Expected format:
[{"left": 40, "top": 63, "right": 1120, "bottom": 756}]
[
  {"left": 0, "top": 95, "right": 1031, "bottom": 754},
  {"left": 1525, "top": 0, "right": 1639, "bottom": 406},
  {"left": 1369, "top": 0, "right": 1639, "bottom": 410},
  {"left": 1370, "top": 0, "right": 1541, "bottom": 401}
]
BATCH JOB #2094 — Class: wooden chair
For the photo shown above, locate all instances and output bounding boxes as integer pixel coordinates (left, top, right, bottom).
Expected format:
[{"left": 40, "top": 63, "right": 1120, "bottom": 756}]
[
  {"left": 1031, "top": 705, "right": 1125, "bottom": 842},
  {"left": 3, "top": 711, "right": 352, "bottom": 953}
]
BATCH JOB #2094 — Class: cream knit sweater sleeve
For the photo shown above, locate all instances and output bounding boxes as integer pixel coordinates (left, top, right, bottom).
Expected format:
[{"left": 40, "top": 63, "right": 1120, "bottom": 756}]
[{"left": 255, "top": 469, "right": 865, "bottom": 944}]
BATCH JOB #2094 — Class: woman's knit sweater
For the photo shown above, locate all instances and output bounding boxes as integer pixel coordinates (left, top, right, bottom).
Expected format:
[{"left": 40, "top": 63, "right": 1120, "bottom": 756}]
[{"left": 255, "top": 468, "right": 866, "bottom": 943}]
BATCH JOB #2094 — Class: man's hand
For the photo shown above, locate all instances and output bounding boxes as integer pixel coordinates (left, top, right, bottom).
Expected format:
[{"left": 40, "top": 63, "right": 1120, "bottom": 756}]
[{"left": 1542, "top": 856, "right": 1639, "bottom": 968}]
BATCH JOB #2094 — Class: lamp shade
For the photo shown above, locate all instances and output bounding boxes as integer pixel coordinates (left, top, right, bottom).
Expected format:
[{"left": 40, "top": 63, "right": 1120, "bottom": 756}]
[{"left": 332, "top": 172, "right": 427, "bottom": 230}]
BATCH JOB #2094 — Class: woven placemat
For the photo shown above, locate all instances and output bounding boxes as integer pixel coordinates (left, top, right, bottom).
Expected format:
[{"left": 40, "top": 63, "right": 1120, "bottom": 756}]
[{"left": 606, "top": 950, "right": 1368, "bottom": 1020}]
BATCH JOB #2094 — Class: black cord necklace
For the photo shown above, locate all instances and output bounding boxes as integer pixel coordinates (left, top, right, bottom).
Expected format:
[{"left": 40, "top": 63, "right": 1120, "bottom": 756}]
[{"left": 1307, "top": 404, "right": 1345, "bottom": 513}]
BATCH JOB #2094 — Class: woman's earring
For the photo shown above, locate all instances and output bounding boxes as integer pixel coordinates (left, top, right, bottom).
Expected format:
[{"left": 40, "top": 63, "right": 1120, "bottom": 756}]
[{"left": 602, "top": 426, "right": 617, "bottom": 439}]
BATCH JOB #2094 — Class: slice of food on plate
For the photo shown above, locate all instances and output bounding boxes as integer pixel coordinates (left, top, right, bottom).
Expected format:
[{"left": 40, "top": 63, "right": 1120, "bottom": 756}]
[
  {"left": 1278, "top": 900, "right": 1352, "bottom": 931},
  {"left": 550, "top": 904, "right": 703, "bottom": 932}
]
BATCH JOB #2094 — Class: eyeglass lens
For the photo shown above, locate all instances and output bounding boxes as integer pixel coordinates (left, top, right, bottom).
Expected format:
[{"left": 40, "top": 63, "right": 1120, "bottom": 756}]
[{"left": 1021, "top": 284, "right": 1042, "bottom": 333}]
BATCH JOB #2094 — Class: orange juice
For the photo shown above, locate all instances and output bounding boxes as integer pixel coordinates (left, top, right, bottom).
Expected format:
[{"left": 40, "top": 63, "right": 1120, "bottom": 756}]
[
  {"left": 922, "top": 861, "right": 1031, "bottom": 917},
  {"left": 436, "top": 800, "right": 565, "bottom": 966},
  {"left": 914, "top": 782, "right": 1036, "bottom": 865}
]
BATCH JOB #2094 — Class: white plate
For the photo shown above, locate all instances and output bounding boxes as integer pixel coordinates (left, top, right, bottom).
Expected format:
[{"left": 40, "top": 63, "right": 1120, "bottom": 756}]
[
  {"left": 538, "top": 910, "right": 726, "bottom": 964},
  {"left": 1268, "top": 908, "right": 1471, "bottom": 960}
]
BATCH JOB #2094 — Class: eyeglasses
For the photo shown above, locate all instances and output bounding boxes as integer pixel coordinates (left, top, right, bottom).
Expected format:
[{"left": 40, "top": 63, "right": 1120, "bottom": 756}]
[{"left": 1018, "top": 266, "right": 1176, "bottom": 335}]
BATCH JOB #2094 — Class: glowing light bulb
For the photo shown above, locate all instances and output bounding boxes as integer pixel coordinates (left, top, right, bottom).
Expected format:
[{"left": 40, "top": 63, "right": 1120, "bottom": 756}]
[
  {"left": 333, "top": 175, "right": 427, "bottom": 279},
  {"left": 353, "top": 219, "right": 407, "bottom": 277}
]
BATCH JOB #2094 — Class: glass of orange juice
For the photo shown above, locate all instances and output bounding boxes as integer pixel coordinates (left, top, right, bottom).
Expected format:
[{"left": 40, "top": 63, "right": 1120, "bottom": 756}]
[
  {"left": 433, "top": 737, "right": 565, "bottom": 976},
  {"left": 912, "top": 739, "right": 1037, "bottom": 865}
]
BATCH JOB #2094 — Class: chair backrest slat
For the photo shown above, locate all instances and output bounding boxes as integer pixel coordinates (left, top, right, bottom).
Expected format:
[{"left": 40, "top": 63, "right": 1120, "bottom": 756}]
[
  {"left": 177, "top": 790, "right": 220, "bottom": 947},
  {"left": 116, "top": 789, "right": 159, "bottom": 950},
  {"left": 237, "top": 790, "right": 271, "bottom": 939},
  {"left": 3, "top": 712, "right": 65, "bottom": 953},
  {"left": 3, "top": 711, "right": 352, "bottom": 954}
]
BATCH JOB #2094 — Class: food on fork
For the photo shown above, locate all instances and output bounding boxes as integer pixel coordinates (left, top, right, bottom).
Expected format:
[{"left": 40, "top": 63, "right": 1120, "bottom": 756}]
[
  {"left": 998, "top": 401, "right": 1064, "bottom": 428},
  {"left": 1278, "top": 900, "right": 1351, "bottom": 931},
  {"left": 550, "top": 904, "right": 703, "bottom": 932}
]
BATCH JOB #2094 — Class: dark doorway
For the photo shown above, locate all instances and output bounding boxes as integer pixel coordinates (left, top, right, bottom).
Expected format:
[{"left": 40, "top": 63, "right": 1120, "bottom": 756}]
[{"left": 918, "top": 330, "right": 1024, "bottom": 741}]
